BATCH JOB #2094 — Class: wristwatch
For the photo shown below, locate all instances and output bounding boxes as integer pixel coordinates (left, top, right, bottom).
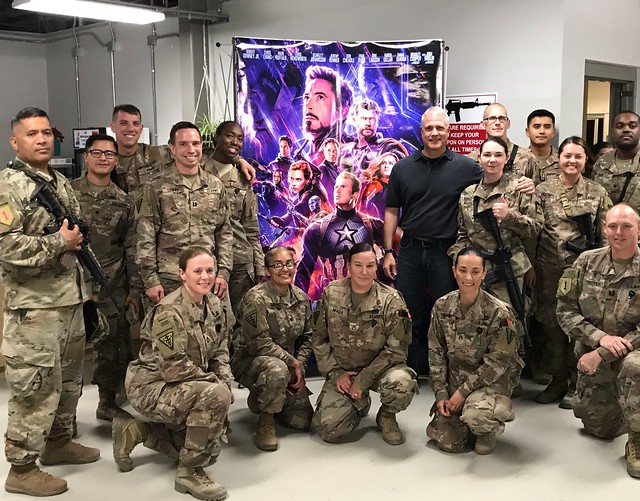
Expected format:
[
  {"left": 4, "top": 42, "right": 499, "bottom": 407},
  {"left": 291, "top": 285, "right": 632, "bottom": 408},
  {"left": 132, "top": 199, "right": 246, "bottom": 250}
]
[{"left": 383, "top": 248, "right": 393, "bottom": 255}]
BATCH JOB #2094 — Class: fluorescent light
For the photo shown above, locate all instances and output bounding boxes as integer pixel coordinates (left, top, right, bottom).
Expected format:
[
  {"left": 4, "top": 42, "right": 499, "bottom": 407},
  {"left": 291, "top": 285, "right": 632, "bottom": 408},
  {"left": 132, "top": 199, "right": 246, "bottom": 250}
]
[{"left": 13, "top": 0, "right": 165, "bottom": 25}]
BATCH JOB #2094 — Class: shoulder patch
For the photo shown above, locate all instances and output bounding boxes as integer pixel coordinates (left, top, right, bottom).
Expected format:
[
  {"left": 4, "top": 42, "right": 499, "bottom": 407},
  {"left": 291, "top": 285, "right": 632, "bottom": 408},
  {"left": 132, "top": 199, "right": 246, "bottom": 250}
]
[
  {"left": 0, "top": 202, "right": 16, "bottom": 228},
  {"left": 152, "top": 311, "right": 179, "bottom": 356},
  {"left": 557, "top": 268, "right": 577, "bottom": 297},
  {"left": 241, "top": 301, "right": 268, "bottom": 336}
]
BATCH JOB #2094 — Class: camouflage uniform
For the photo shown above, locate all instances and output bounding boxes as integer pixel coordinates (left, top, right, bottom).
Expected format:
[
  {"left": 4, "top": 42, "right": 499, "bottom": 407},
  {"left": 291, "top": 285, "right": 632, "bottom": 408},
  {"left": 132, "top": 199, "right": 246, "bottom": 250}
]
[
  {"left": 468, "top": 140, "right": 537, "bottom": 181},
  {"left": 125, "top": 287, "right": 233, "bottom": 467},
  {"left": 426, "top": 290, "right": 523, "bottom": 451},
  {"left": 557, "top": 247, "right": 640, "bottom": 438},
  {"left": 203, "top": 157, "right": 264, "bottom": 309},
  {"left": 528, "top": 146, "right": 561, "bottom": 185},
  {"left": 232, "top": 280, "right": 313, "bottom": 429},
  {"left": 592, "top": 150, "right": 640, "bottom": 209},
  {"left": 114, "top": 143, "right": 171, "bottom": 195},
  {"left": 312, "top": 278, "right": 416, "bottom": 443},
  {"left": 536, "top": 176, "right": 612, "bottom": 381},
  {"left": 448, "top": 175, "right": 543, "bottom": 304},
  {"left": 71, "top": 174, "right": 142, "bottom": 394},
  {"left": 136, "top": 164, "right": 232, "bottom": 294},
  {"left": 0, "top": 158, "right": 91, "bottom": 466}
]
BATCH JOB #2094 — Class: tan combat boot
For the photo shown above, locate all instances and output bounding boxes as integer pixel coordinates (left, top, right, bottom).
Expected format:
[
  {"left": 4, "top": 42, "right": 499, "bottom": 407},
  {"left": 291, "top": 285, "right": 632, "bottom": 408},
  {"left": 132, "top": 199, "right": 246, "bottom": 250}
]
[
  {"left": 175, "top": 466, "right": 227, "bottom": 501},
  {"left": 5, "top": 463, "right": 68, "bottom": 496},
  {"left": 40, "top": 438, "right": 100, "bottom": 466},
  {"left": 112, "top": 417, "right": 149, "bottom": 472},
  {"left": 626, "top": 430, "right": 640, "bottom": 478},
  {"left": 97, "top": 388, "right": 131, "bottom": 422},
  {"left": 474, "top": 432, "right": 497, "bottom": 455},
  {"left": 254, "top": 412, "right": 278, "bottom": 451},
  {"left": 376, "top": 408, "right": 404, "bottom": 445}
]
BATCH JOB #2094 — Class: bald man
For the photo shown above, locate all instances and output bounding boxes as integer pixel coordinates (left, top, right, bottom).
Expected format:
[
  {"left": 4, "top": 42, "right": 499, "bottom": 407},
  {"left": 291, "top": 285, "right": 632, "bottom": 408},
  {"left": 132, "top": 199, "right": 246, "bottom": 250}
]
[{"left": 557, "top": 203, "right": 640, "bottom": 478}]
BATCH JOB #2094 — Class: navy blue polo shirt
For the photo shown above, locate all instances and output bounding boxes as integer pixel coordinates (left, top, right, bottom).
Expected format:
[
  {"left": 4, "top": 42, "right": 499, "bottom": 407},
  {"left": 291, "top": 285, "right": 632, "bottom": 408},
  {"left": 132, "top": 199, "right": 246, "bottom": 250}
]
[{"left": 386, "top": 148, "right": 482, "bottom": 242}]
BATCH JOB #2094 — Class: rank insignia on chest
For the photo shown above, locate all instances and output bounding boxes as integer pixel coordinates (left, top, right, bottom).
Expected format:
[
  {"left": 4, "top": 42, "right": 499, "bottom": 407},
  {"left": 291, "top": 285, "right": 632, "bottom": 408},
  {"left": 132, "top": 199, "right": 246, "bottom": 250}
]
[
  {"left": 192, "top": 202, "right": 198, "bottom": 208},
  {"left": 349, "top": 322, "right": 358, "bottom": 331}
]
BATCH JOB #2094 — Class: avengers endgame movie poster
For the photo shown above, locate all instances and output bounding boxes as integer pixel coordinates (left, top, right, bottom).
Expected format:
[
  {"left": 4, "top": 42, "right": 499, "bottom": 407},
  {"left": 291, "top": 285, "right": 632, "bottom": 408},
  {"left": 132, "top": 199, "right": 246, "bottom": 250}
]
[{"left": 234, "top": 37, "right": 443, "bottom": 300}]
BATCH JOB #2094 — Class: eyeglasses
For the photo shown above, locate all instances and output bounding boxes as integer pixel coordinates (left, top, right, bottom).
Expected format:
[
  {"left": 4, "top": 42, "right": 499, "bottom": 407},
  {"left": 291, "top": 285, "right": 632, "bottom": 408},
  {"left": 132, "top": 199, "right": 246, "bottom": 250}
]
[
  {"left": 483, "top": 116, "right": 509, "bottom": 124},
  {"left": 267, "top": 260, "right": 295, "bottom": 270},
  {"left": 87, "top": 149, "right": 118, "bottom": 159}
]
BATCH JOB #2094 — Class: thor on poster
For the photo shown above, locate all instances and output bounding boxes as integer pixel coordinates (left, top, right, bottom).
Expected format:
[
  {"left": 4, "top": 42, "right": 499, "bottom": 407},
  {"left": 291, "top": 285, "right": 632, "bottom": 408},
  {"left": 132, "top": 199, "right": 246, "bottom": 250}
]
[{"left": 234, "top": 37, "right": 443, "bottom": 300}]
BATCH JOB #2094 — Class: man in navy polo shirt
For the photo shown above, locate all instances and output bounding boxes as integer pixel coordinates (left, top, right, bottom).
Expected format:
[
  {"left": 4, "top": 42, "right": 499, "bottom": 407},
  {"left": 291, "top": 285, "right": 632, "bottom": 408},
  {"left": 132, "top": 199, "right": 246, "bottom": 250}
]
[{"left": 383, "top": 106, "right": 482, "bottom": 376}]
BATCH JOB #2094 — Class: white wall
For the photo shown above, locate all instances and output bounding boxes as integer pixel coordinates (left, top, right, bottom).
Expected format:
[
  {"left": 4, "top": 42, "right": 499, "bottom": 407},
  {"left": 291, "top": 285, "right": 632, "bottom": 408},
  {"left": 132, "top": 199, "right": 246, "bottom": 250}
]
[
  {"left": 45, "top": 19, "right": 182, "bottom": 156},
  {"left": 209, "top": 0, "right": 565, "bottom": 146},
  {"left": 561, "top": 0, "right": 640, "bottom": 137},
  {"left": 0, "top": 39, "right": 48, "bottom": 164}
]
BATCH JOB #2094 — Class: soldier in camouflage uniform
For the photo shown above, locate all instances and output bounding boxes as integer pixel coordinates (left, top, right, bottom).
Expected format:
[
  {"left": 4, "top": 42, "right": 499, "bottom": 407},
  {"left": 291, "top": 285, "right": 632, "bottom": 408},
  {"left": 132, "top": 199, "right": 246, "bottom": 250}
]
[
  {"left": 109, "top": 104, "right": 172, "bottom": 195},
  {"left": 556, "top": 203, "right": 640, "bottom": 479},
  {"left": 525, "top": 109, "right": 561, "bottom": 185},
  {"left": 232, "top": 247, "right": 313, "bottom": 451},
  {"left": 110, "top": 104, "right": 257, "bottom": 197},
  {"left": 1, "top": 108, "right": 100, "bottom": 497},
  {"left": 592, "top": 111, "right": 640, "bottom": 209},
  {"left": 449, "top": 137, "right": 543, "bottom": 305},
  {"left": 313, "top": 243, "right": 416, "bottom": 445},
  {"left": 113, "top": 247, "right": 232, "bottom": 501},
  {"left": 534, "top": 136, "right": 612, "bottom": 407},
  {"left": 467, "top": 103, "right": 538, "bottom": 183},
  {"left": 136, "top": 121, "right": 233, "bottom": 306},
  {"left": 427, "top": 247, "right": 523, "bottom": 454},
  {"left": 203, "top": 121, "right": 264, "bottom": 309},
  {"left": 71, "top": 133, "right": 143, "bottom": 421}
]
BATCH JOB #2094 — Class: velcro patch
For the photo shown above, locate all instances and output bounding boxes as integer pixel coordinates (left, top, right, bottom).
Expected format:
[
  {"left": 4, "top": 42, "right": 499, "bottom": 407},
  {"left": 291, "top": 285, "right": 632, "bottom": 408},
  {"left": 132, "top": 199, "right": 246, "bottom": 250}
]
[
  {"left": 0, "top": 202, "right": 16, "bottom": 228},
  {"left": 152, "top": 311, "right": 179, "bottom": 356},
  {"left": 557, "top": 268, "right": 577, "bottom": 297}
]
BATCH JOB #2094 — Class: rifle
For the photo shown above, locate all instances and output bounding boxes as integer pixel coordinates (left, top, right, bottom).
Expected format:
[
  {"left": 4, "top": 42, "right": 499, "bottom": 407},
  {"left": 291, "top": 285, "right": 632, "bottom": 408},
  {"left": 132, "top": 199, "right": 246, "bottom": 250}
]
[
  {"left": 445, "top": 98, "right": 492, "bottom": 122},
  {"left": 30, "top": 182, "right": 122, "bottom": 315},
  {"left": 566, "top": 213, "right": 597, "bottom": 255},
  {"left": 474, "top": 207, "right": 531, "bottom": 349}
]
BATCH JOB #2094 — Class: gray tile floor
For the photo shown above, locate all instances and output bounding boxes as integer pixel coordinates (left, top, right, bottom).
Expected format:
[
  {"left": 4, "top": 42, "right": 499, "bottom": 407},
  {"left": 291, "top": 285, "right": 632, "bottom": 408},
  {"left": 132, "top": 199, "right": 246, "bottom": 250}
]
[{"left": 0, "top": 369, "right": 636, "bottom": 501}]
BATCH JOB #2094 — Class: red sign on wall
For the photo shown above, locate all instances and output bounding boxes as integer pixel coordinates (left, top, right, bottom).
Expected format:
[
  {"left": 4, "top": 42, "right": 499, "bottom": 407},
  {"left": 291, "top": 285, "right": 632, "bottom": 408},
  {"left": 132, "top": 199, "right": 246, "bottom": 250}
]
[{"left": 445, "top": 93, "right": 497, "bottom": 154}]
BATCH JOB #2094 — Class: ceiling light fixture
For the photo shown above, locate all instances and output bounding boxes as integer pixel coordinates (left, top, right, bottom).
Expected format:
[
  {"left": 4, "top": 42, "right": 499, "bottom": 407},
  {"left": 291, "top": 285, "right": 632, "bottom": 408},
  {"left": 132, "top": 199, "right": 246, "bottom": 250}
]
[{"left": 13, "top": 0, "right": 166, "bottom": 25}]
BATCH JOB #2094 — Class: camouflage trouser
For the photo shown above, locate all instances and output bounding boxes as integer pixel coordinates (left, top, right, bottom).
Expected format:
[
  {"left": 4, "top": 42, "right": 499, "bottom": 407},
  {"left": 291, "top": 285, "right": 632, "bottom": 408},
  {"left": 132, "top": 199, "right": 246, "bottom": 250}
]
[
  {"left": 426, "top": 388, "right": 512, "bottom": 452},
  {"left": 2, "top": 304, "right": 85, "bottom": 466},
  {"left": 128, "top": 379, "right": 232, "bottom": 467},
  {"left": 313, "top": 365, "right": 416, "bottom": 443},
  {"left": 573, "top": 344, "right": 640, "bottom": 437},
  {"left": 235, "top": 356, "right": 313, "bottom": 430},
  {"left": 534, "top": 264, "right": 576, "bottom": 381},
  {"left": 92, "top": 288, "right": 132, "bottom": 393},
  {"left": 228, "top": 264, "right": 257, "bottom": 312}
]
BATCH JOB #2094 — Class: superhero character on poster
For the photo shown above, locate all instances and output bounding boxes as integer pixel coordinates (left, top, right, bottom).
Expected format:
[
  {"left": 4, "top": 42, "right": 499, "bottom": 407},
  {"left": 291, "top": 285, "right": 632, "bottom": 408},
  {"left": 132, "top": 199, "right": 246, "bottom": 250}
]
[{"left": 235, "top": 38, "right": 443, "bottom": 300}]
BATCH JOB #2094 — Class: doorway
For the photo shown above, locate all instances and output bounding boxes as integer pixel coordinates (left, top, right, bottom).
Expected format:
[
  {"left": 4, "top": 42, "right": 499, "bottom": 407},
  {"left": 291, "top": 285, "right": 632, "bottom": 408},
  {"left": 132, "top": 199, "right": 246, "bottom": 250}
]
[{"left": 583, "top": 61, "right": 637, "bottom": 148}]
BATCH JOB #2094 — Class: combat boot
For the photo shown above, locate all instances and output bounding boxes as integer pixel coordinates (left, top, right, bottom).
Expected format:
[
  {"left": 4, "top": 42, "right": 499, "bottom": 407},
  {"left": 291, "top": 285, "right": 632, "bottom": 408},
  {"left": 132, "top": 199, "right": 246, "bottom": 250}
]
[
  {"left": 97, "top": 388, "right": 131, "bottom": 422},
  {"left": 5, "top": 463, "right": 68, "bottom": 497},
  {"left": 376, "top": 408, "right": 404, "bottom": 445},
  {"left": 175, "top": 466, "right": 227, "bottom": 501},
  {"left": 112, "top": 417, "right": 149, "bottom": 472},
  {"left": 535, "top": 378, "right": 568, "bottom": 404},
  {"left": 254, "top": 412, "right": 278, "bottom": 451},
  {"left": 626, "top": 430, "right": 640, "bottom": 478},
  {"left": 40, "top": 439, "right": 100, "bottom": 465},
  {"left": 474, "top": 432, "right": 497, "bottom": 455}
]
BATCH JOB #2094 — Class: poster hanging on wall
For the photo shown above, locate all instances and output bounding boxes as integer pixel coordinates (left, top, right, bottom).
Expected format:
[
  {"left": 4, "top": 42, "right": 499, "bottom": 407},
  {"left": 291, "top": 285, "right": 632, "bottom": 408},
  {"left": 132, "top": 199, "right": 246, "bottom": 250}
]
[{"left": 234, "top": 37, "right": 444, "bottom": 299}]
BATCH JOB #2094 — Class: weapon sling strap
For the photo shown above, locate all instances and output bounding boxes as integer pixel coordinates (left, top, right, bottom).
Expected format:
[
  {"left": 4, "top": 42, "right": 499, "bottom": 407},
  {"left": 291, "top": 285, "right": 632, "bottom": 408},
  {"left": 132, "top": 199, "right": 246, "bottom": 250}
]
[
  {"left": 13, "top": 162, "right": 72, "bottom": 214},
  {"left": 505, "top": 144, "right": 519, "bottom": 173}
]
